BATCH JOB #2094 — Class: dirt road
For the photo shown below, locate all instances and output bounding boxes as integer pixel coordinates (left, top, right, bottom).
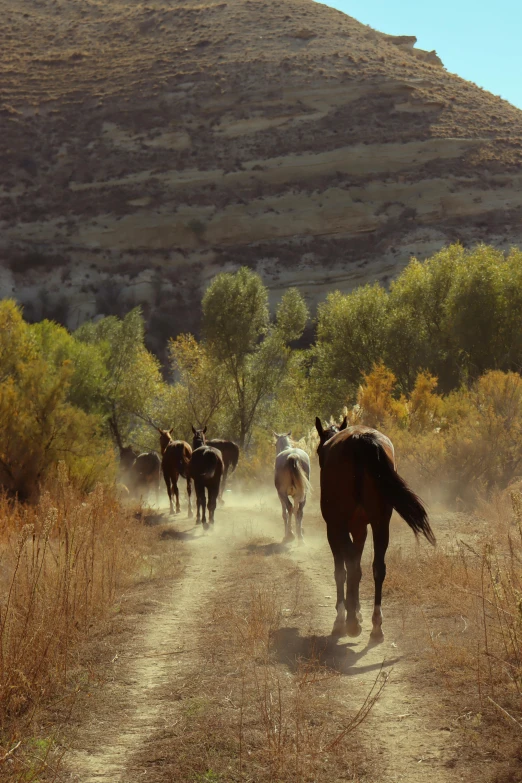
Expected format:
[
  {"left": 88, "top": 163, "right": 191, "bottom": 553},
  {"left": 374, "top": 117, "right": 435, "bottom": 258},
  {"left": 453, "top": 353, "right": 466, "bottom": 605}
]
[{"left": 62, "top": 489, "right": 478, "bottom": 782}]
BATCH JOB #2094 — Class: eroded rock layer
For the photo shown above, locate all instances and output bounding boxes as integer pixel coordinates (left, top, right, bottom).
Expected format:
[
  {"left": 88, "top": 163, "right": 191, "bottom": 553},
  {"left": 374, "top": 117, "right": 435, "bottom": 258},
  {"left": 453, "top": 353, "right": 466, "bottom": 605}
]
[{"left": 2, "top": 0, "right": 522, "bottom": 346}]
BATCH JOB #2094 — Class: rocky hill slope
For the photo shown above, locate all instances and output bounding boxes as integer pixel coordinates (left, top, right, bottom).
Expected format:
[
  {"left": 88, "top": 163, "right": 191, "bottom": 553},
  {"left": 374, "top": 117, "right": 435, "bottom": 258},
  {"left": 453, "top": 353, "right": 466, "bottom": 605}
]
[{"left": 2, "top": 0, "right": 522, "bottom": 348}]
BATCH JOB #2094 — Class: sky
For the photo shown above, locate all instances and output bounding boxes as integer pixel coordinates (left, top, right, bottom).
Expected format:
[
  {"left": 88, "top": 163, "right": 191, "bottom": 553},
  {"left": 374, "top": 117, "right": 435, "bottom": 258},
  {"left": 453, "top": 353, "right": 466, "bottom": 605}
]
[{"left": 317, "top": 0, "right": 522, "bottom": 110}]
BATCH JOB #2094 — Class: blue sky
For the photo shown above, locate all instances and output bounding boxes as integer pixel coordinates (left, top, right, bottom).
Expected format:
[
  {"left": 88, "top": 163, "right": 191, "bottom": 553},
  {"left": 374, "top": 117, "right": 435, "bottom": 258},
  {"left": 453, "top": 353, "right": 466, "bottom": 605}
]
[{"left": 317, "top": 1, "right": 522, "bottom": 110}]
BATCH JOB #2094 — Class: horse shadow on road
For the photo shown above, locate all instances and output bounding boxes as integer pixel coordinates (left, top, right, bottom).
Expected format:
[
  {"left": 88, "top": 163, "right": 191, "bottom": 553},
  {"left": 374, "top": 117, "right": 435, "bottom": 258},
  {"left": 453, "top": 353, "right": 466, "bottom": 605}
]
[
  {"left": 245, "top": 541, "right": 290, "bottom": 556},
  {"left": 270, "top": 626, "right": 400, "bottom": 676},
  {"left": 160, "top": 525, "right": 204, "bottom": 541}
]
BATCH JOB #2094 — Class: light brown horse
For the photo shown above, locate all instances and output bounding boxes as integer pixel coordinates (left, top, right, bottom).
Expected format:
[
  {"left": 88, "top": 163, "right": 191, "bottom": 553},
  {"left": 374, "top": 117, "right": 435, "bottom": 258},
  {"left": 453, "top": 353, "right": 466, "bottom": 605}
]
[
  {"left": 315, "top": 416, "right": 435, "bottom": 643},
  {"left": 158, "top": 429, "right": 193, "bottom": 517}
]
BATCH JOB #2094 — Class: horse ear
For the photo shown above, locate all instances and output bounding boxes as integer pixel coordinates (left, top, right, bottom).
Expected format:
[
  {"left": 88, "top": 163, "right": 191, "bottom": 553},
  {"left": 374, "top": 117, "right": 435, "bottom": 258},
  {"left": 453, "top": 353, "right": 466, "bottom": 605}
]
[
  {"left": 286, "top": 431, "right": 292, "bottom": 437},
  {"left": 339, "top": 416, "right": 348, "bottom": 431},
  {"left": 272, "top": 430, "right": 278, "bottom": 438},
  {"left": 315, "top": 417, "right": 324, "bottom": 437},
  {"left": 167, "top": 428, "right": 173, "bottom": 435},
  {"left": 203, "top": 426, "right": 207, "bottom": 434},
  {"left": 191, "top": 425, "right": 196, "bottom": 435}
]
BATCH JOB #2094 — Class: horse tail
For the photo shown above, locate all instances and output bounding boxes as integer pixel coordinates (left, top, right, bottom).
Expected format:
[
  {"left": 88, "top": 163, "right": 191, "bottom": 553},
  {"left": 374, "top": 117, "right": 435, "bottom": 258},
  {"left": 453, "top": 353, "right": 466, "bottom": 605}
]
[
  {"left": 177, "top": 450, "right": 189, "bottom": 479},
  {"left": 200, "top": 448, "right": 219, "bottom": 480},
  {"left": 350, "top": 433, "right": 435, "bottom": 545},
  {"left": 287, "top": 456, "right": 311, "bottom": 502}
]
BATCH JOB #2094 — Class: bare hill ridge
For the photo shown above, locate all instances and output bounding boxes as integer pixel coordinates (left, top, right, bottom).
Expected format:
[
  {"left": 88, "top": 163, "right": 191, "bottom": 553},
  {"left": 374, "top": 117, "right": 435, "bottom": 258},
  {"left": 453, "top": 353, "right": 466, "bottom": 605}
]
[{"left": 2, "top": 0, "right": 522, "bottom": 346}]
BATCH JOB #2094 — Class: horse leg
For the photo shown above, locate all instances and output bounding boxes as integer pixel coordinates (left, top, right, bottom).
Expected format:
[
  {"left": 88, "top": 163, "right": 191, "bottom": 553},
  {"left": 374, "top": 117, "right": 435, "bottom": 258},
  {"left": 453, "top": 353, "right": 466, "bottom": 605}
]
[
  {"left": 163, "top": 467, "right": 174, "bottom": 515},
  {"left": 278, "top": 492, "right": 294, "bottom": 542},
  {"left": 219, "top": 464, "right": 228, "bottom": 505},
  {"left": 370, "top": 513, "right": 391, "bottom": 643},
  {"left": 327, "top": 527, "right": 347, "bottom": 636},
  {"left": 296, "top": 497, "right": 306, "bottom": 544},
  {"left": 173, "top": 472, "right": 181, "bottom": 514},
  {"left": 344, "top": 525, "right": 367, "bottom": 637},
  {"left": 186, "top": 477, "right": 193, "bottom": 519},
  {"left": 200, "top": 484, "right": 208, "bottom": 530},
  {"left": 194, "top": 480, "right": 203, "bottom": 525},
  {"left": 208, "top": 482, "right": 218, "bottom": 526}
]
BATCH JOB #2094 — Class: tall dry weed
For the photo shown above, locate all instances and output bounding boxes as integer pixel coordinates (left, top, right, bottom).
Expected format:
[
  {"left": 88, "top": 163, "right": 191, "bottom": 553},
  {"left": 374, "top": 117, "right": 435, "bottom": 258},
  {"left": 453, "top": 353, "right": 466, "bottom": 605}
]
[
  {"left": 190, "top": 574, "right": 386, "bottom": 782},
  {"left": 0, "top": 464, "right": 151, "bottom": 773},
  {"left": 387, "top": 488, "right": 522, "bottom": 739}
]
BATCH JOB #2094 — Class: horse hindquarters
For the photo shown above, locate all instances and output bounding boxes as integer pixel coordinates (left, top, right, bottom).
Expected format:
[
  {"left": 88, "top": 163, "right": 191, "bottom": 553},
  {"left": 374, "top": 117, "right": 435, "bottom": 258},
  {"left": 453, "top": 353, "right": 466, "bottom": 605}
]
[{"left": 286, "top": 456, "right": 310, "bottom": 542}]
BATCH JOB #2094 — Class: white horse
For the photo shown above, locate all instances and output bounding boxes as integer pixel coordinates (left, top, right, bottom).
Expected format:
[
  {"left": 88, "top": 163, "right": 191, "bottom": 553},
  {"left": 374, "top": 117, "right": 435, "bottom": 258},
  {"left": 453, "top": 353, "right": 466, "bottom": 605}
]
[{"left": 273, "top": 432, "right": 311, "bottom": 544}]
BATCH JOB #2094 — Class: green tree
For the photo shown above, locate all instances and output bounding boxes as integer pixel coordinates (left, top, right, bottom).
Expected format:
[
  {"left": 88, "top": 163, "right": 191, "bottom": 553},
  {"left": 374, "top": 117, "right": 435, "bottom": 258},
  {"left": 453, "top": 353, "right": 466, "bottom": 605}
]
[
  {"left": 0, "top": 301, "right": 113, "bottom": 498},
  {"left": 31, "top": 319, "right": 107, "bottom": 414},
  {"left": 311, "top": 284, "right": 388, "bottom": 414},
  {"left": 75, "top": 308, "right": 163, "bottom": 448},
  {"left": 202, "top": 269, "right": 308, "bottom": 446},
  {"left": 169, "top": 334, "right": 225, "bottom": 433}
]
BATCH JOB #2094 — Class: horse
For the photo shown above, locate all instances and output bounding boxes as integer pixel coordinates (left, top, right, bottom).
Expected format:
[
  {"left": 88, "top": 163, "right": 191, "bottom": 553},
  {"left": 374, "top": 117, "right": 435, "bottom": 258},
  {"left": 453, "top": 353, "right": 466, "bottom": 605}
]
[
  {"left": 315, "top": 416, "right": 435, "bottom": 643},
  {"left": 128, "top": 451, "right": 161, "bottom": 505},
  {"left": 273, "top": 431, "right": 311, "bottom": 544},
  {"left": 208, "top": 438, "right": 239, "bottom": 501},
  {"left": 191, "top": 427, "right": 224, "bottom": 529},
  {"left": 158, "top": 429, "right": 193, "bottom": 517},
  {"left": 119, "top": 445, "right": 138, "bottom": 475}
]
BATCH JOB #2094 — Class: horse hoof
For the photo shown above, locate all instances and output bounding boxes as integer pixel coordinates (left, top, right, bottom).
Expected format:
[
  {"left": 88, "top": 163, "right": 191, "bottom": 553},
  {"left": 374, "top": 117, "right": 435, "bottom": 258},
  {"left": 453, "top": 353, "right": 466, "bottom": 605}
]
[
  {"left": 331, "top": 622, "right": 347, "bottom": 638},
  {"left": 188, "top": 512, "right": 193, "bottom": 519},
  {"left": 196, "top": 519, "right": 201, "bottom": 525},
  {"left": 345, "top": 620, "right": 363, "bottom": 638},
  {"left": 370, "top": 628, "right": 384, "bottom": 645},
  {"left": 202, "top": 522, "right": 209, "bottom": 531},
  {"left": 297, "top": 536, "right": 305, "bottom": 546}
]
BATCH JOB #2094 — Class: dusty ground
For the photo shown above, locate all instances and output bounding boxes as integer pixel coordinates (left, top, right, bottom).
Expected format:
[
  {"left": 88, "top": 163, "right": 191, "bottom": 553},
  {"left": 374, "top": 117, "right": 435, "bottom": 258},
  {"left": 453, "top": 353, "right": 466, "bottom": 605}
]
[{"left": 49, "top": 485, "right": 515, "bottom": 783}]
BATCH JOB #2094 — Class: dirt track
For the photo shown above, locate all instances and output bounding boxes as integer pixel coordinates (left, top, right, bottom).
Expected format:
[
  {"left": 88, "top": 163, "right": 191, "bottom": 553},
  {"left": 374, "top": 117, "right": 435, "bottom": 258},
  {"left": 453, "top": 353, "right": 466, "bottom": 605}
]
[{"left": 61, "top": 489, "right": 476, "bottom": 782}]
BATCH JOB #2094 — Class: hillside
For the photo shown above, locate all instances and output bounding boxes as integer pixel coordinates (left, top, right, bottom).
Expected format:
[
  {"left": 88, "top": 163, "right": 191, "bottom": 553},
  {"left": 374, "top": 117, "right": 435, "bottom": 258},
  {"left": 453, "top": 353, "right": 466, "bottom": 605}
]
[{"left": 2, "top": 0, "right": 522, "bottom": 349}]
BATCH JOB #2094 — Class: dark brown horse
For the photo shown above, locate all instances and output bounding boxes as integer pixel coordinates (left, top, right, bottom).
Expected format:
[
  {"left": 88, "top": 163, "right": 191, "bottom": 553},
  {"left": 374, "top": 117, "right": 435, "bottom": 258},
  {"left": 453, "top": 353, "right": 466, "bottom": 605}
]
[
  {"left": 158, "top": 429, "right": 193, "bottom": 517},
  {"left": 119, "top": 445, "right": 138, "bottom": 477},
  {"left": 191, "top": 427, "right": 224, "bottom": 529},
  {"left": 128, "top": 451, "right": 161, "bottom": 504},
  {"left": 315, "top": 416, "right": 435, "bottom": 643},
  {"left": 208, "top": 437, "right": 239, "bottom": 501}
]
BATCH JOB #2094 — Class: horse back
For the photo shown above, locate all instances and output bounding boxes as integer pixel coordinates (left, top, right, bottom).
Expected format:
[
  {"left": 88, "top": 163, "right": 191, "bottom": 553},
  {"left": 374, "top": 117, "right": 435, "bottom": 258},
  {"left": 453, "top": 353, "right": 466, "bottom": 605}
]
[
  {"left": 209, "top": 439, "right": 239, "bottom": 470},
  {"left": 190, "top": 445, "right": 224, "bottom": 484},
  {"left": 133, "top": 452, "right": 161, "bottom": 483},
  {"left": 320, "top": 427, "right": 394, "bottom": 521},
  {"left": 323, "top": 426, "right": 394, "bottom": 466},
  {"left": 163, "top": 440, "right": 192, "bottom": 478},
  {"left": 274, "top": 447, "right": 310, "bottom": 491}
]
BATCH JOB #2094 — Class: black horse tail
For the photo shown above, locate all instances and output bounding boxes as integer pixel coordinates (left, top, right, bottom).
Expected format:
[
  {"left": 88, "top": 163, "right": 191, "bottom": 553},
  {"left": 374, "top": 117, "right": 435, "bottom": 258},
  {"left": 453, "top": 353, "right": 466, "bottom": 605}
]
[
  {"left": 200, "top": 448, "right": 219, "bottom": 480},
  {"left": 349, "top": 433, "right": 435, "bottom": 545}
]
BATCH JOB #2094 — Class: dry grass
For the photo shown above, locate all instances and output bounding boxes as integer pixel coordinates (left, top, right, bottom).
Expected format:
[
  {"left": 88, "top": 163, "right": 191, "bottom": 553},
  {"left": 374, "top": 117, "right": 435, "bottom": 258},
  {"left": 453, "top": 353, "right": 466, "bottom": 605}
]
[
  {"left": 136, "top": 554, "right": 386, "bottom": 782},
  {"left": 0, "top": 463, "right": 159, "bottom": 781},
  {"left": 385, "top": 490, "right": 522, "bottom": 767}
]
